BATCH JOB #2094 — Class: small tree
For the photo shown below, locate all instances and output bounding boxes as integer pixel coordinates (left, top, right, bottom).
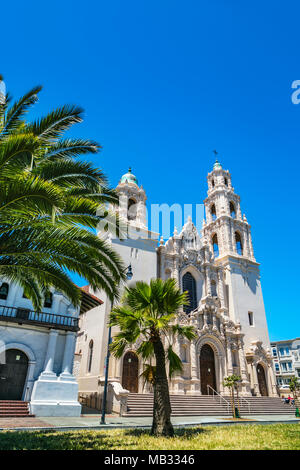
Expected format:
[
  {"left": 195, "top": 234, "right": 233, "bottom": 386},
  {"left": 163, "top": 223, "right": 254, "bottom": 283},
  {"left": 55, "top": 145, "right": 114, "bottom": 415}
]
[
  {"left": 223, "top": 375, "right": 242, "bottom": 418},
  {"left": 289, "top": 377, "right": 300, "bottom": 417}
]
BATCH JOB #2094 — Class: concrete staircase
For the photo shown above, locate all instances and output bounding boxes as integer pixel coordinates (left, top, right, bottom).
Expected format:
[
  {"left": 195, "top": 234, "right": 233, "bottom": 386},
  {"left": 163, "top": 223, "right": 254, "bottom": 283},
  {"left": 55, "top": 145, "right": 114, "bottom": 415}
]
[
  {"left": 124, "top": 393, "right": 296, "bottom": 417},
  {"left": 222, "top": 396, "right": 296, "bottom": 416},
  {"left": 0, "top": 401, "right": 34, "bottom": 418}
]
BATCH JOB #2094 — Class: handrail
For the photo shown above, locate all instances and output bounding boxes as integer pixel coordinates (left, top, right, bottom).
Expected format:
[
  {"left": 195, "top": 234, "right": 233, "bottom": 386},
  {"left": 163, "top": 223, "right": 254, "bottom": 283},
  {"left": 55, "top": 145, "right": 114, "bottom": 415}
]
[
  {"left": 236, "top": 395, "right": 251, "bottom": 415},
  {"left": 207, "top": 385, "right": 230, "bottom": 414}
]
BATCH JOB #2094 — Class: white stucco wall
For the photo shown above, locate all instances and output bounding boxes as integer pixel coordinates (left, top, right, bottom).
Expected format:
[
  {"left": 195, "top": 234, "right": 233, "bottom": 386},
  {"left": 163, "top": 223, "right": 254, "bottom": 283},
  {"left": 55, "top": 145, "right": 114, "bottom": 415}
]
[
  {"left": 225, "top": 261, "right": 271, "bottom": 351},
  {"left": 0, "top": 280, "right": 81, "bottom": 415}
]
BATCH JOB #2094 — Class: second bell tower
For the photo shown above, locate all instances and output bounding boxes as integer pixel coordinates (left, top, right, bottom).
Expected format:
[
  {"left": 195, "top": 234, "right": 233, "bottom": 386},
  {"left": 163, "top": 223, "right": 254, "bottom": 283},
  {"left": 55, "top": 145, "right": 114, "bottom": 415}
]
[{"left": 202, "top": 160, "right": 255, "bottom": 261}]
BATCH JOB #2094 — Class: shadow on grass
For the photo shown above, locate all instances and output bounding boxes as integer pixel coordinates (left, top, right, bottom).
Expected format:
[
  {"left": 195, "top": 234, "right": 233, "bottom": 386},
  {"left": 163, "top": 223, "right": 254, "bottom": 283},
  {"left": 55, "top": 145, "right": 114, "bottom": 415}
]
[
  {"left": 0, "top": 426, "right": 210, "bottom": 450},
  {"left": 123, "top": 426, "right": 209, "bottom": 439},
  {"left": 0, "top": 430, "right": 111, "bottom": 450}
]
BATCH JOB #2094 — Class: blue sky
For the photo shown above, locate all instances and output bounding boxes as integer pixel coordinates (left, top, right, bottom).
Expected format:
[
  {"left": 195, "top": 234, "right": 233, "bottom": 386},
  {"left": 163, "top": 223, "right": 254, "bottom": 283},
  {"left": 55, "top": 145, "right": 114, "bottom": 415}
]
[{"left": 1, "top": 1, "right": 300, "bottom": 340}]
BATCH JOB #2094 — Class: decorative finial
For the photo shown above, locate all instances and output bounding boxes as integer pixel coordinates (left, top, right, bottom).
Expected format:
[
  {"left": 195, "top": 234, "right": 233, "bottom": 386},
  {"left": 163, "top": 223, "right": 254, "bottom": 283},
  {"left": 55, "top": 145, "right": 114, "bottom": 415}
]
[
  {"left": 128, "top": 167, "right": 132, "bottom": 173},
  {"left": 213, "top": 154, "right": 222, "bottom": 170}
]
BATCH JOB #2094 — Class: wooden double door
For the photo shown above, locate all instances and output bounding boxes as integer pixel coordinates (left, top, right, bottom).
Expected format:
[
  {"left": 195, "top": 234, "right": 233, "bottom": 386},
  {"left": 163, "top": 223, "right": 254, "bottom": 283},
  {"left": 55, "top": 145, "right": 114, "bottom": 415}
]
[
  {"left": 200, "top": 344, "right": 217, "bottom": 395},
  {"left": 0, "top": 349, "right": 28, "bottom": 400},
  {"left": 257, "top": 363, "right": 268, "bottom": 396},
  {"left": 122, "top": 351, "right": 139, "bottom": 393}
]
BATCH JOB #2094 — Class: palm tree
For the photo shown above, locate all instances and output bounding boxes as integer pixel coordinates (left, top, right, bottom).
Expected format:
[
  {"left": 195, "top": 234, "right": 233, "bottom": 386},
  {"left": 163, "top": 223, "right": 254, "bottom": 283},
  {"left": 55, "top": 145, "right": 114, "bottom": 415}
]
[
  {"left": 0, "top": 79, "right": 125, "bottom": 309},
  {"left": 109, "top": 278, "right": 197, "bottom": 436}
]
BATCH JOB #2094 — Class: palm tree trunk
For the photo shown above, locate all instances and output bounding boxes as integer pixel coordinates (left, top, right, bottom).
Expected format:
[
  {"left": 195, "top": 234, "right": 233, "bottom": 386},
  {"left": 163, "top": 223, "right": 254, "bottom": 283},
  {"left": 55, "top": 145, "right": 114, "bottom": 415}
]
[{"left": 151, "top": 337, "right": 174, "bottom": 436}]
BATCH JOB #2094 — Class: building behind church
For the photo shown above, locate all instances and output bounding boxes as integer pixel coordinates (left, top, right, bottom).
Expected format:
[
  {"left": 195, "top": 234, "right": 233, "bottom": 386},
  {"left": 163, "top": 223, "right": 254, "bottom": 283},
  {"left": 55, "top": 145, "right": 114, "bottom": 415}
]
[
  {"left": 75, "top": 161, "right": 278, "bottom": 413},
  {"left": 271, "top": 338, "right": 300, "bottom": 396}
]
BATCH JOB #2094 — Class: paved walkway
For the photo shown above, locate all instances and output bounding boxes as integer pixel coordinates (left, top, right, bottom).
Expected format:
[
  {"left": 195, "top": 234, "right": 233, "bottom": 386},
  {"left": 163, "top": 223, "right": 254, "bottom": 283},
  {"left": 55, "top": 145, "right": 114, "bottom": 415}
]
[{"left": 0, "top": 414, "right": 299, "bottom": 431}]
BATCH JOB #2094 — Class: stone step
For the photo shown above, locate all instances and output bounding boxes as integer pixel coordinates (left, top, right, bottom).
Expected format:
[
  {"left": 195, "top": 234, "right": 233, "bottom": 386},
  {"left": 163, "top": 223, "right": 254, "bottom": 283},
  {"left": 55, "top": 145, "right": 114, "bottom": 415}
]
[
  {"left": 0, "top": 403, "right": 29, "bottom": 407},
  {"left": 124, "top": 394, "right": 296, "bottom": 416},
  {"left": 0, "top": 401, "right": 34, "bottom": 418}
]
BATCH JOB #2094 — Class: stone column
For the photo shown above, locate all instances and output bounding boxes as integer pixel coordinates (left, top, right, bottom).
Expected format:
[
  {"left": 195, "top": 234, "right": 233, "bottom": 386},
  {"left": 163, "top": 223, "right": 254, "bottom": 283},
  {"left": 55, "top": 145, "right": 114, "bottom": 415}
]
[
  {"left": 243, "top": 227, "right": 251, "bottom": 258},
  {"left": 212, "top": 312, "right": 218, "bottom": 330},
  {"left": 248, "top": 230, "right": 255, "bottom": 259},
  {"left": 248, "top": 360, "right": 255, "bottom": 394},
  {"left": 267, "top": 363, "right": 277, "bottom": 397},
  {"left": 238, "top": 343, "right": 248, "bottom": 381},
  {"left": 218, "top": 354, "right": 226, "bottom": 394},
  {"left": 206, "top": 267, "right": 212, "bottom": 297},
  {"left": 217, "top": 269, "right": 225, "bottom": 309},
  {"left": 190, "top": 340, "right": 198, "bottom": 380},
  {"left": 24, "top": 360, "right": 36, "bottom": 401},
  {"left": 237, "top": 342, "right": 251, "bottom": 395},
  {"left": 225, "top": 220, "right": 232, "bottom": 252},
  {"left": 60, "top": 331, "right": 77, "bottom": 381},
  {"left": 226, "top": 340, "right": 233, "bottom": 376},
  {"left": 41, "top": 329, "right": 59, "bottom": 379},
  {"left": 203, "top": 310, "right": 208, "bottom": 329}
]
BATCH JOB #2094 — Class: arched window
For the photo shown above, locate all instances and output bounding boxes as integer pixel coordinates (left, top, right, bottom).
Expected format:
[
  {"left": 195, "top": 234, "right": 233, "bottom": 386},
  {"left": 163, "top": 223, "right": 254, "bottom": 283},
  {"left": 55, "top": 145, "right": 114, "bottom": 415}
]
[
  {"left": 211, "top": 280, "right": 217, "bottom": 297},
  {"left": 230, "top": 202, "right": 236, "bottom": 218},
  {"left": 182, "top": 272, "right": 197, "bottom": 314},
  {"left": 212, "top": 234, "right": 219, "bottom": 258},
  {"left": 235, "top": 232, "right": 243, "bottom": 255},
  {"left": 212, "top": 178, "right": 215, "bottom": 188},
  {"left": 87, "top": 340, "right": 94, "bottom": 373},
  {"left": 224, "top": 177, "right": 228, "bottom": 186},
  {"left": 210, "top": 204, "right": 217, "bottom": 221},
  {"left": 0, "top": 283, "right": 9, "bottom": 300},
  {"left": 128, "top": 198, "right": 137, "bottom": 220}
]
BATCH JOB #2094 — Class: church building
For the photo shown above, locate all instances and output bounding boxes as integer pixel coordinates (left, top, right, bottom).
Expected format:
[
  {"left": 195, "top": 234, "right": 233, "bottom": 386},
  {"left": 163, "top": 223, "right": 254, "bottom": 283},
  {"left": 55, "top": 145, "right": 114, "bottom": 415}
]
[{"left": 75, "top": 161, "right": 277, "bottom": 413}]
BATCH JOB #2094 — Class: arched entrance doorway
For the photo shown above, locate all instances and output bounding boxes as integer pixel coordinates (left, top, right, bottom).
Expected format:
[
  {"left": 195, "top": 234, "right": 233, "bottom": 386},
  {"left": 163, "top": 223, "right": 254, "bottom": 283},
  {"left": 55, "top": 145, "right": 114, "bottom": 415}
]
[
  {"left": 122, "top": 351, "right": 139, "bottom": 393},
  {"left": 200, "top": 344, "right": 217, "bottom": 395},
  {"left": 0, "top": 349, "right": 29, "bottom": 400},
  {"left": 257, "top": 363, "right": 268, "bottom": 396}
]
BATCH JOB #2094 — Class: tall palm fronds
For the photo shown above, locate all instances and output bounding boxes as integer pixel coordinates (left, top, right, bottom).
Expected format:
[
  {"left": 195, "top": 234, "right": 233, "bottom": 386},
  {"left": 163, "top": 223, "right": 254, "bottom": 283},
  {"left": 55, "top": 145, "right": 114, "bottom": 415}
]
[{"left": 0, "top": 81, "right": 125, "bottom": 309}]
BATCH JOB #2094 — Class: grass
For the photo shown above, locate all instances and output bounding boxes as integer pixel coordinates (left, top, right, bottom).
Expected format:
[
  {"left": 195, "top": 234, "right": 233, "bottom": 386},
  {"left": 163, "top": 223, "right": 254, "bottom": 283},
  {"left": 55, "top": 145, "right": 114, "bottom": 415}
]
[{"left": 0, "top": 424, "right": 299, "bottom": 450}]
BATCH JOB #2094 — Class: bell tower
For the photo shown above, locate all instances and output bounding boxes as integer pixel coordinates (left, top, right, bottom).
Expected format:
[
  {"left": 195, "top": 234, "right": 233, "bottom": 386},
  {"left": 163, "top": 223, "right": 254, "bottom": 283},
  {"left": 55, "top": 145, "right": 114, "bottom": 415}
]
[
  {"left": 202, "top": 160, "right": 274, "bottom": 395},
  {"left": 202, "top": 160, "right": 255, "bottom": 262},
  {"left": 116, "top": 168, "right": 147, "bottom": 229}
]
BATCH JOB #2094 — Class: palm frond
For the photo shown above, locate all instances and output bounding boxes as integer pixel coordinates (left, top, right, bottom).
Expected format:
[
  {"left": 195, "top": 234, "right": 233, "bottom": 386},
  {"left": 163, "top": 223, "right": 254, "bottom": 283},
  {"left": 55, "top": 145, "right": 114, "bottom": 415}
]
[
  {"left": 1, "top": 86, "right": 42, "bottom": 137},
  {"left": 167, "top": 345, "right": 183, "bottom": 378},
  {"left": 26, "top": 105, "right": 83, "bottom": 141}
]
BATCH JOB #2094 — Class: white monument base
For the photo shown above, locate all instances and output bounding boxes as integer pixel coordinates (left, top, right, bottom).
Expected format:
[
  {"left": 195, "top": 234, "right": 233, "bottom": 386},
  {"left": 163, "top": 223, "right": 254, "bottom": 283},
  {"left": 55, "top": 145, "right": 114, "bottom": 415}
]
[{"left": 30, "top": 373, "right": 81, "bottom": 417}]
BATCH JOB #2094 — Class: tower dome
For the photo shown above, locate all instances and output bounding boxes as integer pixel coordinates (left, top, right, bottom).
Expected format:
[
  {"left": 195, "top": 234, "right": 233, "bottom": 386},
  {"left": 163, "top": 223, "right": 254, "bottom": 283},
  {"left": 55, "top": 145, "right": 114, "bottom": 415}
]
[
  {"left": 213, "top": 159, "right": 222, "bottom": 170},
  {"left": 120, "top": 167, "right": 138, "bottom": 185}
]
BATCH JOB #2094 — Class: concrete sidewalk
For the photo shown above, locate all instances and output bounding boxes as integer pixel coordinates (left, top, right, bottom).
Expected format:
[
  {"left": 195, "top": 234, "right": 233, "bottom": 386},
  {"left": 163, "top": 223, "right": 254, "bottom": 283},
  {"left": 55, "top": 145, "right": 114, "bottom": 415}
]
[{"left": 0, "top": 414, "right": 299, "bottom": 431}]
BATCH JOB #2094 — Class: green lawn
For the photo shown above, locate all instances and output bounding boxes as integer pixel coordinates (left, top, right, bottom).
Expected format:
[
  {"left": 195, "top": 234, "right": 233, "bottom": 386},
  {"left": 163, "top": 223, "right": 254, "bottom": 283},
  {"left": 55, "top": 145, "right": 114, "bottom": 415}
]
[{"left": 0, "top": 424, "right": 299, "bottom": 450}]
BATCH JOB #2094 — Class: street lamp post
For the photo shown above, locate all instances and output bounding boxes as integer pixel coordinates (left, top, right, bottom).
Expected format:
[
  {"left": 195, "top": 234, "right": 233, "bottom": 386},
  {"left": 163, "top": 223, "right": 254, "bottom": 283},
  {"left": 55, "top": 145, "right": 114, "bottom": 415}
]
[{"left": 100, "top": 264, "right": 133, "bottom": 425}]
